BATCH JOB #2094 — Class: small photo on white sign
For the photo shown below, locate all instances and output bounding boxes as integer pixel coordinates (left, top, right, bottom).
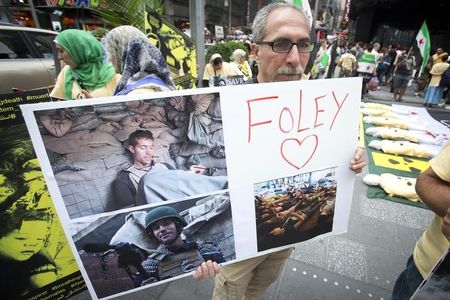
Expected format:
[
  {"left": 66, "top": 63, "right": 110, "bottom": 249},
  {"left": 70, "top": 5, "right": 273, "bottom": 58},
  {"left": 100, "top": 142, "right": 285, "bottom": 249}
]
[{"left": 254, "top": 167, "right": 337, "bottom": 251}]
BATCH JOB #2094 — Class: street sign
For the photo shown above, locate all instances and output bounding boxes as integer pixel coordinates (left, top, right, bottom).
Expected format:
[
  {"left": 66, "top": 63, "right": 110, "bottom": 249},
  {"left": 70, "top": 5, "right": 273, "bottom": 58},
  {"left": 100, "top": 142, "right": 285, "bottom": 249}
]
[{"left": 215, "top": 25, "right": 224, "bottom": 39}]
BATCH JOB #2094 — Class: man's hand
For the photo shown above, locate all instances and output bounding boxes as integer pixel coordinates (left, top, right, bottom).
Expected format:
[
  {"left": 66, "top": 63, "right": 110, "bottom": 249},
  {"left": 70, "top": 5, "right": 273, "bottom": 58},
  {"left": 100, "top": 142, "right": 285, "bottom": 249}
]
[
  {"left": 442, "top": 207, "right": 450, "bottom": 241},
  {"left": 192, "top": 260, "right": 220, "bottom": 280},
  {"left": 350, "top": 146, "right": 366, "bottom": 174}
]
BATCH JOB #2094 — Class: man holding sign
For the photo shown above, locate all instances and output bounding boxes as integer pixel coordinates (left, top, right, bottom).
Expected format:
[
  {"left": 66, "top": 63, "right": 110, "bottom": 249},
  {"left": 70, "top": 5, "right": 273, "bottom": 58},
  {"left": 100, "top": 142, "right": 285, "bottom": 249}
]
[{"left": 212, "top": 3, "right": 365, "bottom": 299}]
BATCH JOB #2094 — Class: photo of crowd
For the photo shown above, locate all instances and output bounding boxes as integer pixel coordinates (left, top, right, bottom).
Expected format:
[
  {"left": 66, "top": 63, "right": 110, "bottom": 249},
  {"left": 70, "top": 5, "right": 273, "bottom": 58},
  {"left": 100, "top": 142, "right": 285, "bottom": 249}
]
[{"left": 254, "top": 167, "right": 337, "bottom": 251}]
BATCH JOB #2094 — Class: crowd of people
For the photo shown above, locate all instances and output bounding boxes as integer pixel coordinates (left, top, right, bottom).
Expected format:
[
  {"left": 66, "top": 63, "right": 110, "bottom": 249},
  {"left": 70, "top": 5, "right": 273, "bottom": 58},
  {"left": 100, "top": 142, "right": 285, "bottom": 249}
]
[
  {"left": 48, "top": 7, "right": 450, "bottom": 109},
  {"left": 309, "top": 37, "right": 450, "bottom": 107},
  {"left": 4, "top": 1, "right": 448, "bottom": 299}
]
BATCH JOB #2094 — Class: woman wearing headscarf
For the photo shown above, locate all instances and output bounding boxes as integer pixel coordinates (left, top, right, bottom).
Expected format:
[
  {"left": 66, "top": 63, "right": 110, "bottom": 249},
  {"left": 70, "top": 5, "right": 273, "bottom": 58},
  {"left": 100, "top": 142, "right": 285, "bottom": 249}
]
[
  {"left": 50, "top": 29, "right": 121, "bottom": 100},
  {"left": 102, "top": 25, "right": 174, "bottom": 95},
  {"left": 230, "top": 48, "right": 252, "bottom": 81}
]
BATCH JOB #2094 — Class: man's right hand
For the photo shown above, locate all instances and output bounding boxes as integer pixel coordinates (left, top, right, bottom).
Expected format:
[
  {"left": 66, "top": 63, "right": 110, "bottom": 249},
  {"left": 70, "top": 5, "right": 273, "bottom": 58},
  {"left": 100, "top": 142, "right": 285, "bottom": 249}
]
[{"left": 192, "top": 260, "right": 220, "bottom": 280}]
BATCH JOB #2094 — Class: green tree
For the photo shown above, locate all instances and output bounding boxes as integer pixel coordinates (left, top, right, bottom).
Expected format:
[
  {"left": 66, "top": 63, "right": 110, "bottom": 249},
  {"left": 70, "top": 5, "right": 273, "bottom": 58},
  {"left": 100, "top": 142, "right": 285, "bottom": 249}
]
[
  {"left": 92, "top": 0, "right": 165, "bottom": 32},
  {"left": 205, "top": 41, "right": 249, "bottom": 63}
]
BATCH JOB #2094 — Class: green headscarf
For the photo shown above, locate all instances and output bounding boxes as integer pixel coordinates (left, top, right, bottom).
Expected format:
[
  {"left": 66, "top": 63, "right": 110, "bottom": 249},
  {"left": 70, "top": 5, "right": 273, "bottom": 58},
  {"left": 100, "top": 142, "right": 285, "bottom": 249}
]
[{"left": 55, "top": 29, "right": 116, "bottom": 99}]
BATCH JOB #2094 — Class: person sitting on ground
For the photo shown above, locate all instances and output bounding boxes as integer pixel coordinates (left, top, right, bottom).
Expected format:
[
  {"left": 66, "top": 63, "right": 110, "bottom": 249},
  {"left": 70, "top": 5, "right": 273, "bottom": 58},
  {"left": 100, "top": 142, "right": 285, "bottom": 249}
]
[
  {"left": 109, "top": 130, "right": 228, "bottom": 210},
  {"left": 110, "top": 130, "right": 174, "bottom": 211},
  {"left": 102, "top": 25, "right": 174, "bottom": 95},
  {"left": 230, "top": 48, "right": 252, "bottom": 81},
  {"left": 50, "top": 29, "right": 121, "bottom": 100},
  {"left": 202, "top": 53, "right": 242, "bottom": 86}
]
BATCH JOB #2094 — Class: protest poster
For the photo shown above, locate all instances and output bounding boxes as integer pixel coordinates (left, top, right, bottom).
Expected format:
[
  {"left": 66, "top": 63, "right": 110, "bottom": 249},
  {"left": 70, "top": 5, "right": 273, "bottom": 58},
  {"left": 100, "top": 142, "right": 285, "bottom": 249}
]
[
  {"left": 145, "top": 9, "right": 197, "bottom": 90},
  {"left": 0, "top": 89, "right": 85, "bottom": 299},
  {"left": 21, "top": 78, "right": 362, "bottom": 299},
  {"left": 209, "top": 75, "right": 246, "bottom": 87}
]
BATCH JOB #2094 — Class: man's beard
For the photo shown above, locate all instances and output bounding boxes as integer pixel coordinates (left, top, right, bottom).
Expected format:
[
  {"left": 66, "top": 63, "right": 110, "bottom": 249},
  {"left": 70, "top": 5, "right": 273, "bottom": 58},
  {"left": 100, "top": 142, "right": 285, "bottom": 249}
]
[{"left": 273, "top": 65, "right": 304, "bottom": 82}]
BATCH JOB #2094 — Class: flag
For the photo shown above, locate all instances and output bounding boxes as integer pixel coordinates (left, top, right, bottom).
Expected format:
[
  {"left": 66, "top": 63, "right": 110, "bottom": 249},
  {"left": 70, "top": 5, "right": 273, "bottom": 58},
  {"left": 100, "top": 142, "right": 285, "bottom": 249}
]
[
  {"left": 286, "top": 0, "right": 313, "bottom": 29},
  {"left": 415, "top": 21, "right": 431, "bottom": 76}
]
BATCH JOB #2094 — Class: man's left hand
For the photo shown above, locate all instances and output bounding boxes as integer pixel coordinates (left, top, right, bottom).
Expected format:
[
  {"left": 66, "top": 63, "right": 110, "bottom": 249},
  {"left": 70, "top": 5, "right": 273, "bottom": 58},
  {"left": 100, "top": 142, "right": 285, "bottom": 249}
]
[
  {"left": 192, "top": 260, "right": 220, "bottom": 280},
  {"left": 350, "top": 147, "right": 366, "bottom": 174}
]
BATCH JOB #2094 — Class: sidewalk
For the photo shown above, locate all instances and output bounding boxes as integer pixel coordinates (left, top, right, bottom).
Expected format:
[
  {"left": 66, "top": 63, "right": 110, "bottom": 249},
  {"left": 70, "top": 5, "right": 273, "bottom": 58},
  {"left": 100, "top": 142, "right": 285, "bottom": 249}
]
[{"left": 365, "top": 82, "right": 450, "bottom": 111}]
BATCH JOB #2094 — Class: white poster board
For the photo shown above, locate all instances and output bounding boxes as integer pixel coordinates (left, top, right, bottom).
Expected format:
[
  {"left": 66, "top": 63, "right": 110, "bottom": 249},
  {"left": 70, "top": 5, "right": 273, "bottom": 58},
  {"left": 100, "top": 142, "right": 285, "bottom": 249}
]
[{"left": 21, "top": 78, "right": 362, "bottom": 299}]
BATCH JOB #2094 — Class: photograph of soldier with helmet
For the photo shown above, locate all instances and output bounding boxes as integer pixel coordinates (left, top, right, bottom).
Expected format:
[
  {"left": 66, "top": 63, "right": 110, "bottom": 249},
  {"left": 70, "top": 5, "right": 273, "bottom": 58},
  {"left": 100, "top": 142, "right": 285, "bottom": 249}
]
[{"left": 73, "top": 191, "right": 233, "bottom": 298}]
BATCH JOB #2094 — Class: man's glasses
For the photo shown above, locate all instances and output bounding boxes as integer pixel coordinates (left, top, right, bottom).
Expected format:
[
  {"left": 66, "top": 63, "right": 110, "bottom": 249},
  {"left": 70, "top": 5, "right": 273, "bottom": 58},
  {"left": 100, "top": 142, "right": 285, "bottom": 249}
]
[{"left": 258, "top": 40, "right": 317, "bottom": 53}]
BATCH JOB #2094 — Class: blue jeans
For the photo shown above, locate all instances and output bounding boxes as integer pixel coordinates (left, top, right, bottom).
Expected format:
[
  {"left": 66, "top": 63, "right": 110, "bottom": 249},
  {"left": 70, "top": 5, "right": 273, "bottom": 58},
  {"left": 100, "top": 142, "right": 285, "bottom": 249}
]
[{"left": 391, "top": 255, "right": 424, "bottom": 300}]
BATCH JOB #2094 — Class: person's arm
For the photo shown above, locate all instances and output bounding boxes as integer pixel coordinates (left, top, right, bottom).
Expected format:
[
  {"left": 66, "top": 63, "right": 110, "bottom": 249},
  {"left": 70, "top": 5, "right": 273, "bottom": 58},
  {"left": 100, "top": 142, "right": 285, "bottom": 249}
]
[
  {"left": 415, "top": 167, "right": 450, "bottom": 217},
  {"left": 429, "top": 64, "right": 446, "bottom": 76},
  {"left": 110, "top": 175, "right": 136, "bottom": 210}
]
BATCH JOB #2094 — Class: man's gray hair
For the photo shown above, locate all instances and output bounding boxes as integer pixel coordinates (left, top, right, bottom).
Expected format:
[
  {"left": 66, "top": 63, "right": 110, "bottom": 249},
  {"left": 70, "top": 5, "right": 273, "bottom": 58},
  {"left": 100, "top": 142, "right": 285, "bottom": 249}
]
[{"left": 252, "top": 3, "right": 309, "bottom": 44}]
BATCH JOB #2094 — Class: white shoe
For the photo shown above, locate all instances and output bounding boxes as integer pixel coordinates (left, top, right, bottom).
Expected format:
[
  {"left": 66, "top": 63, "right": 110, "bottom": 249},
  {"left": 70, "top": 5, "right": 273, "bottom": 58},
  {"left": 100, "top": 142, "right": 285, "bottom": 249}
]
[{"left": 445, "top": 105, "right": 450, "bottom": 110}]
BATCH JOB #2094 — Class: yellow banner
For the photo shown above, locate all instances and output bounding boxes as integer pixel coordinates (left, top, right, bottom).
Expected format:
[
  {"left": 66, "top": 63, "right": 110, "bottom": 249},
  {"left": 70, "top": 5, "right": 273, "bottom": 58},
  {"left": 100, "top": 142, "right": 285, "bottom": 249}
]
[
  {"left": 145, "top": 10, "right": 197, "bottom": 89},
  {"left": 371, "top": 151, "right": 429, "bottom": 173}
]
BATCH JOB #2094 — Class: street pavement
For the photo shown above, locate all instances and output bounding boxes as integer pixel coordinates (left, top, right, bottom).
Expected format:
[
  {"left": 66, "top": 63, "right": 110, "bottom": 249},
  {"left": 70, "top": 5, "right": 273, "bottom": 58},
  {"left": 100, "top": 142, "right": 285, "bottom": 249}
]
[{"left": 71, "top": 83, "right": 448, "bottom": 300}]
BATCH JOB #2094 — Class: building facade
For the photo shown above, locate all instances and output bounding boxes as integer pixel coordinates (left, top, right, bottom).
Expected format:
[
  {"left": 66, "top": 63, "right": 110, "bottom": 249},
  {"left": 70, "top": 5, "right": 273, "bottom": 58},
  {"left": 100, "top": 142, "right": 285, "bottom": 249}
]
[{"left": 0, "top": 0, "right": 249, "bottom": 36}]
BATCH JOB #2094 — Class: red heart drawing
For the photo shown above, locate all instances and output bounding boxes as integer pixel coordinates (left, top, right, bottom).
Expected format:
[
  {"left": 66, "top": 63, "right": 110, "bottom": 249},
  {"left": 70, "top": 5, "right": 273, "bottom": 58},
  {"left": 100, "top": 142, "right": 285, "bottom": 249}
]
[{"left": 280, "top": 135, "right": 318, "bottom": 170}]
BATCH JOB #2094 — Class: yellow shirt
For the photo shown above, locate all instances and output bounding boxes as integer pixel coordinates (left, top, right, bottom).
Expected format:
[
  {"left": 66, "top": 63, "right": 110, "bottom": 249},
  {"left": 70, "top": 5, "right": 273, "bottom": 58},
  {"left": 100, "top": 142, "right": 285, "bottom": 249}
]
[
  {"left": 428, "top": 62, "right": 449, "bottom": 87},
  {"left": 339, "top": 53, "right": 356, "bottom": 71},
  {"left": 202, "top": 62, "right": 241, "bottom": 80},
  {"left": 413, "top": 141, "right": 450, "bottom": 278},
  {"left": 50, "top": 65, "right": 121, "bottom": 100}
]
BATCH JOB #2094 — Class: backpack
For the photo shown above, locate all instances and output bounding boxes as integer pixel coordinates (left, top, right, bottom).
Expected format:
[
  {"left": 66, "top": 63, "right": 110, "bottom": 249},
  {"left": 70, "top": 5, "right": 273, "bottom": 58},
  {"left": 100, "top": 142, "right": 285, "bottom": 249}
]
[{"left": 439, "top": 68, "right": 450, "bottom": 88}]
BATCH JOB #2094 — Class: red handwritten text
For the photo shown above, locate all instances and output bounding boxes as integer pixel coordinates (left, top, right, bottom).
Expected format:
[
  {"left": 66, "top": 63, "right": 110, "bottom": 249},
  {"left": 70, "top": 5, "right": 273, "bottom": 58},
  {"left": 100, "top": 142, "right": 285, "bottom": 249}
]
[{"left": 247, "top": 89, "right": 348, "bottom": 169}]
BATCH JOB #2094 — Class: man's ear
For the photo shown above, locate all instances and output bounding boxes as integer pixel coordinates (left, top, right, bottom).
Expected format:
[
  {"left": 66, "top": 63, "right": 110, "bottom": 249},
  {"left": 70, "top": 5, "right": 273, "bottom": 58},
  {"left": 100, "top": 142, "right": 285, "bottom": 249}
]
[
  {"left": 251, "top": 43, "right": 260, "bottom": 62},
  {"left": 128, "top": 145, "right": 135, "bottom": 154}
]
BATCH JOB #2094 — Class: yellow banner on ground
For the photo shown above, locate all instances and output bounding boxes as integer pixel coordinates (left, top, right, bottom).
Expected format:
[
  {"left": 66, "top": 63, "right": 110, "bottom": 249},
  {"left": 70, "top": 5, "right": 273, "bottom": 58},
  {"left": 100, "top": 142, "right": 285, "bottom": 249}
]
[{"left": 371, "top": 152, "right": 429, "bottom": 173}]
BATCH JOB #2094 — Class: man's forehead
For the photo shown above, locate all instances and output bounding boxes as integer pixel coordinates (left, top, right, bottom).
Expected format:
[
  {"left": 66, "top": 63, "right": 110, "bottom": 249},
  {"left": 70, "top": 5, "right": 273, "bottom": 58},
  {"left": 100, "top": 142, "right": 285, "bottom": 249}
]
[
  {"left": 265, "top": 7, "right": 309, "bottom": 39},
  {"left": 152, "top": 218, "right": 174, "bottom": 226},
  {"left": 135, "top": 137, "right": 153, "bottom": 144}
]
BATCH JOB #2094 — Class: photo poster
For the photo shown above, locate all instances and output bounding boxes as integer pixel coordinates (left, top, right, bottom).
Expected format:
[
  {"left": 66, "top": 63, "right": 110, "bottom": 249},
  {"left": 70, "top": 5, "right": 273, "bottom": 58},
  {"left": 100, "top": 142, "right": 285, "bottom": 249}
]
[
  {"left": 145, "top": 9, "right": 197, "bottom": 90},
  {"left": 412, "top": 248, "right": 450, "bottom": 300},
  {"left": 0, "top": 89, "right": 86, "bottom": 299},
  {"left": 21, "top": 77, "right": 362, "bottom": 299}
]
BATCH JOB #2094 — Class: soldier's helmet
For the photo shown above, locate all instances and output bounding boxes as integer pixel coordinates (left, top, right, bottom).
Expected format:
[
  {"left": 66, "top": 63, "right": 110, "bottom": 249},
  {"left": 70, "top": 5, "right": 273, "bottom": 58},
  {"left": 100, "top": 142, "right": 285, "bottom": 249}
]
[{"left": 145, "top": 206, "right": 187, "bottom": 234}]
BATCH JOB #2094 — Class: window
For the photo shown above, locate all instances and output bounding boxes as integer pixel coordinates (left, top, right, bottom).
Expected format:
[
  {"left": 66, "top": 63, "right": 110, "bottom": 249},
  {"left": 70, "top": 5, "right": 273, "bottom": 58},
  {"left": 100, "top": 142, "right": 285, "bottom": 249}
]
[
  {"left": 27, "top": 32, "right": 55, "bottom": 59},
  {"left": 0, "top": 30, "right": 32, "bottom": 59}
]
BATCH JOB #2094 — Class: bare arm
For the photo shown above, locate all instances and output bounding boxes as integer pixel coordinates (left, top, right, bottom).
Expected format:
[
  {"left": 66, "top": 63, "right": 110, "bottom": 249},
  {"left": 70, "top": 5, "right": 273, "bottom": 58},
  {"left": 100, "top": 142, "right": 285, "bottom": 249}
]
[{"left": 415, "top": 167, "right": 450, "bottom": 217}]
